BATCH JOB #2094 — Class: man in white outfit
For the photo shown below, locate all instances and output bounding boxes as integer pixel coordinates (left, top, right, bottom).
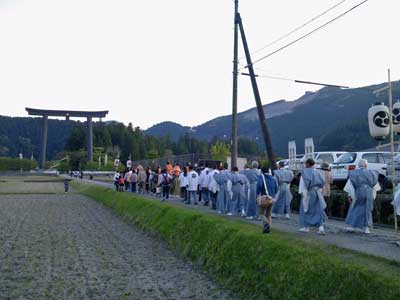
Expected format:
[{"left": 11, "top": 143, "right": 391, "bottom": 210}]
[
  {"left": 199, "top": 163, "right": 211, "bottom": 206},
  {"left": 186, "top": 165, "right": 199, "bottom": 205}
]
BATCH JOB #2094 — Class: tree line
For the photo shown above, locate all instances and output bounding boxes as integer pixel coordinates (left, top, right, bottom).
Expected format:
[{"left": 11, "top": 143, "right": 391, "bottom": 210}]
[{"left": 62, "top": 122, "right": 263, "bottom": 170}]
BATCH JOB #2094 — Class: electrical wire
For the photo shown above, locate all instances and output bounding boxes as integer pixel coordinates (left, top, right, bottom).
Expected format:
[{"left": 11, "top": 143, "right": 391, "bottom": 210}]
[
  {"left": 244, "top": 0, "right": 370, "bottom": 68},
  {"left": 240, "top": 72, "right": 350, "bottom": 88},
  {"left": 241, "top": 0, "right": 348, "bottom": 60},
  {"left": 241, "top": 72, "right": 294, "bottom": 82}
]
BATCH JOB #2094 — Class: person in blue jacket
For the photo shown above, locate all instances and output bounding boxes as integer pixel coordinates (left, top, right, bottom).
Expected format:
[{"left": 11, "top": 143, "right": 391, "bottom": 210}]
[{"left": 257, "top": 166, "right": 278, "bottom": 234}]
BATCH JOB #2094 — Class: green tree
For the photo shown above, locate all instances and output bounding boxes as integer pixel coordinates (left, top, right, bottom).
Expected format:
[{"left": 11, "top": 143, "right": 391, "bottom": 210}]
[
  {"left": 65, "top": 126, "right": 86, "bottom": 151},
  {"left": 238, "top": 137, "right": 261, "bottom": 156},
  {"left": 210, "top": 141, "right": 230, "bottom": 161}
]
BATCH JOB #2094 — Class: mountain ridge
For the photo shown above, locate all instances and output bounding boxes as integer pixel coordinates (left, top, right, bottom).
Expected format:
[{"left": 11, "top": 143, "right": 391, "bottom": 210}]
[{"left": 145, "top": 81, "right": 400, "bottom": 156}]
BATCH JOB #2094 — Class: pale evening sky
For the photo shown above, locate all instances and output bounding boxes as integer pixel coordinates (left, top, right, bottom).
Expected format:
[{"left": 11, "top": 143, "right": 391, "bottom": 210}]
[{"left": 0, "top": 0, "right": 399, "bottom": 129}]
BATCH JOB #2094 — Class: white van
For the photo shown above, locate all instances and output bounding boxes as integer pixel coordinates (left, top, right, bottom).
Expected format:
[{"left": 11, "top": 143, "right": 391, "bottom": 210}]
[{"left": 331, "top": 151, "right": 395, "bottom": 183}]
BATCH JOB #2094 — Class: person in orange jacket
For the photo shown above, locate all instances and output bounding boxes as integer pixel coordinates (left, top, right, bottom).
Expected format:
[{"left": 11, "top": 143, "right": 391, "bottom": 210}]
[{"left": 166, "top": 161, "right": 173, "bottom": 175}]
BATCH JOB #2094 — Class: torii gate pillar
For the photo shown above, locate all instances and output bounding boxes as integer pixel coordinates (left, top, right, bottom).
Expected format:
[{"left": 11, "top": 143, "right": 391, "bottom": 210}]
[
  {"left": 87, "top": 116, "right": 93, "bottom": 162},
  {"left": 40, "top": 115, "right": 48, "bottom": 169}
]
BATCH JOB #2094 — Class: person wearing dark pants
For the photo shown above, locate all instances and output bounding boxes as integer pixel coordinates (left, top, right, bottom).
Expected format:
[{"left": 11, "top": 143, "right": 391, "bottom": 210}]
[
  {"left": 131, "top": 182, "right": 137, "bottom": 193},
  {"left": 161, "top": 170, "right": 173, "bottom": 201},
  {"left": 199, "top": 164, "right": 211, "bottom": 206},
  {"left": 113, "top": 171, "right": 120, "bottom": 192},
  {"left": 179, "top": 170, "right": 189, "bottom": 202},
  {"left": 186, "top": 165, "right": 199, "bottom": 205},
  {"left": 162, "top": 184, "right": 170, "bottom": 200}
]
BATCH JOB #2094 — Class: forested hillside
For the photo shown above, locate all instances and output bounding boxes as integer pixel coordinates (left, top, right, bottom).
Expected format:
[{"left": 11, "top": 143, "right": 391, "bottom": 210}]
[
  {"left": 0, "top": 116, "right": 73, "bottom": 160},
  {"left": 1, "top": 81, "right": 399, "bottom": 161}
]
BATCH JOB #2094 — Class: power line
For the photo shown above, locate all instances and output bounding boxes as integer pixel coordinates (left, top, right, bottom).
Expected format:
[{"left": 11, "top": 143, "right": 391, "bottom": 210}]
[
  {"left": 241, "top": 0, "right": 347, "bottom": 60},
  {"left": 244, "top": 0, "right": 370, "bottom": 68},
  {"left": 240, "top": 72, "right": 350, "bottom": 88},
  {"left": 241, "top": 72, "right": 293, "bottom": 81}
]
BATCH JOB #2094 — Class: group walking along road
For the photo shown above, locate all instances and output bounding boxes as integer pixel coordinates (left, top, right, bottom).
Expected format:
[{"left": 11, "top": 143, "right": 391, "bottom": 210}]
[{"left": 81, "top": 175, "right": 400, "bottom": 263}]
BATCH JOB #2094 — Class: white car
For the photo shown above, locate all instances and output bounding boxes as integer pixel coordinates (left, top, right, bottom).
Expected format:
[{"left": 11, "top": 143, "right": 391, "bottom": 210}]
[
  {"left": 302, "top": 152, "right": 347, "bottom": 166},
  {"left": 331, "top": 151, "right": 395, "bottom": 183}
]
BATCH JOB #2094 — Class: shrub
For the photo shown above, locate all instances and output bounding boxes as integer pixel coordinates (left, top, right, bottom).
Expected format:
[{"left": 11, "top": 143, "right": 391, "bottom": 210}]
[{"left": 0, "top": 157, "right": 38, "bottom": 171}]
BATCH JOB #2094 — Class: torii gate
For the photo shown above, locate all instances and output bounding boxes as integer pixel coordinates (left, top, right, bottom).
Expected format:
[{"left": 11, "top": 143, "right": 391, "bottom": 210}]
[{"left": 26, "top": 108, "right": 109, "bottom": 169}]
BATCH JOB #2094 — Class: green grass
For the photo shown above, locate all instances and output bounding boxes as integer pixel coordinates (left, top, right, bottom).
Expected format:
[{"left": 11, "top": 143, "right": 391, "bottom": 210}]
[{"left": 74, "top": 181, "right": 400, "bottom": 300}]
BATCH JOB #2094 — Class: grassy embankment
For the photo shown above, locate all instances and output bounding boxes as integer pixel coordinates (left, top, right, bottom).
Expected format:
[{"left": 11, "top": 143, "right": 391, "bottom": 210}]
[{"left": 74, "top": 181, "right": 400, "bottom": 300}]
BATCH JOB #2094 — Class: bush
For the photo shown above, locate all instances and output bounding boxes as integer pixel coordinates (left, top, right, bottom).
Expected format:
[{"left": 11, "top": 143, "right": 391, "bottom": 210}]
[
  {"left": 0, "top": 157, "right": 38, "bottom": 171},
  {"left": 76, "top": 182, "right": 400, "bottom": 300}
]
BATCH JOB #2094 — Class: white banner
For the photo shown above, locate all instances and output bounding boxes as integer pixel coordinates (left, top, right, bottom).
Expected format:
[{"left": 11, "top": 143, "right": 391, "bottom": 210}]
[
  {"left": 304, "top": 137, "right": 314, "bottom": 158},
  {"left": 288, "top": 141, "right": 296, "bottom": 169}
]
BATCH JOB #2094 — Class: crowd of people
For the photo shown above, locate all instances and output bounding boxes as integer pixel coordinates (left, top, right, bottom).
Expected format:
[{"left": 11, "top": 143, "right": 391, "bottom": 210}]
[{"left": 112, "top": 158, "right": 384, "bottom": 235}]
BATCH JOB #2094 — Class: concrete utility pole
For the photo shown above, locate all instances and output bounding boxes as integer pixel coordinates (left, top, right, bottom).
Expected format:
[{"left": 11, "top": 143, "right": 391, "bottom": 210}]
[
  {"left": 237, "top": 13, "right": 277, "bottom": 170},
  {"left": 231, "top": 0, "right": 239, "bottom": 169},
  {"left": 373, "top": 69, "right": 398, "bottom": 232},
  {"left": 388, "top": 69, "right": 398, "bottom": 233}
]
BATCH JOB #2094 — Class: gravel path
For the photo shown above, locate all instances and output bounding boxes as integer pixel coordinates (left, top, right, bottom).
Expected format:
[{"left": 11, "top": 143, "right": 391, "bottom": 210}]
[{"left": 0, "top": 194, "right": 233, "bottom": 300}]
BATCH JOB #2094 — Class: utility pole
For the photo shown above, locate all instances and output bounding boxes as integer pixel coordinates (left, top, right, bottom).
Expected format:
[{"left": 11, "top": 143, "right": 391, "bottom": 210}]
[
  {"left": 231, "top": 0, "right": 239, "bottom": 169},
  {"left": 373, "top": 69, "right": 398, "bottom": 232},
  {"left": 237, "top": 13, "right": 277, "bottom": 170},
  {"left": 388, "top": 69, "right": 398, "bottom": 233}
]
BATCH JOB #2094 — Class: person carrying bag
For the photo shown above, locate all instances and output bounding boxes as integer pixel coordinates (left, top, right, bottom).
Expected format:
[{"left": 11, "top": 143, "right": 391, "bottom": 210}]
[{"left": 257, "top": 169, "right": 277, "bottom": 234}]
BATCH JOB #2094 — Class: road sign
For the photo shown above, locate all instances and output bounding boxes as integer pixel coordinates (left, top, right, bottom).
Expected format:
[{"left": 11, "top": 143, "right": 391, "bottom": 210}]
[{"left": 114, "top": 159, "right": 120, "bottom": 167}]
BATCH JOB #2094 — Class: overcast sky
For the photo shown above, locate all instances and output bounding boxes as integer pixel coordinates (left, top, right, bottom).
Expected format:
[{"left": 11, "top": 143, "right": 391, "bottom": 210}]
[{"left": 1, "top": 0, "right": 399, "bottom": 129}]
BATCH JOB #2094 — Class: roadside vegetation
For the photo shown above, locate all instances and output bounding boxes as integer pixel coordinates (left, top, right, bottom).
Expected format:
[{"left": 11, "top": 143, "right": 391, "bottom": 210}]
[
  {"left": 0, "top": 157, "right": 38, "bottom": 171},
  {"left": 75, "top": 181, "right": 400, "bottom": 300}
]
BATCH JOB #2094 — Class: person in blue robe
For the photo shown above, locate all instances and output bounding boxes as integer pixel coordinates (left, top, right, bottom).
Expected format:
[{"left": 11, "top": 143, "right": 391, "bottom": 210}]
[
  {"left": 272, "top": 162, "right": 294, "bottom": 218},
  {"left": 243, "top": 161, "right": 261, "bottom": 220},
  {"left": 298, "top": 159, "right": 327, "bottom": 234},
  {"left": 344, "top": 159, "right": 380, "bottom": 234},
  {"left": 239, "top": 168, "right": 250, "bottom": 216},
  {"left": 229, "top": 167, "right": 246, "bottom": 216},
  {"left": 213, "top": 164, "right": 230, "bottom": 214}
]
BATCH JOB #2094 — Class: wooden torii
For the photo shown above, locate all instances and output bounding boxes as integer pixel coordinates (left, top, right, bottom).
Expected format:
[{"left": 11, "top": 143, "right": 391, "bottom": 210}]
[{"left": 26, "top": 108, "right": 108, "bottom": 169}]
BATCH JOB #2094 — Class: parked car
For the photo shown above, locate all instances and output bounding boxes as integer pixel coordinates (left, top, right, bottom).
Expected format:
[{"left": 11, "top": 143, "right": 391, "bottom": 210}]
[
  {"left": 276, "top": 159, "right": 289, "bottom": 168},
  {"left": 301, "top": 152, "right": 346, "bottom": 169},
  {"left": 283, "top": 155, "right": 306, "bottom": 171},
  {"left": 331, "top": 151, "right": 397, "bottom": 185},
  {"left": 384, "top": 154, "right": 400, "bottom": 183}
]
